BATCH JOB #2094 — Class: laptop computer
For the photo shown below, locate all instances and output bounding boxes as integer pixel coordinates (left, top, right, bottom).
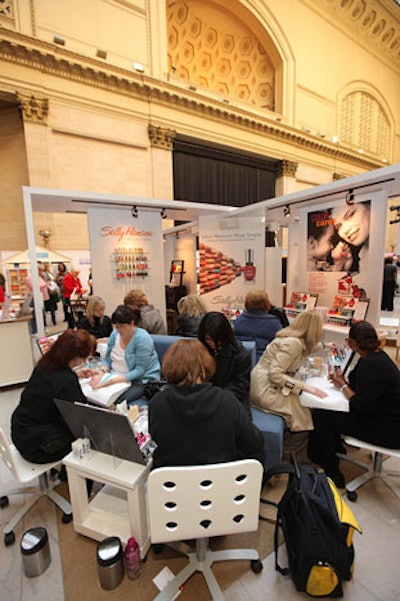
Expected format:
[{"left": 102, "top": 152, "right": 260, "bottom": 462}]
[{"left": 54, "top": 398, "right": 148, "bottom": 465}]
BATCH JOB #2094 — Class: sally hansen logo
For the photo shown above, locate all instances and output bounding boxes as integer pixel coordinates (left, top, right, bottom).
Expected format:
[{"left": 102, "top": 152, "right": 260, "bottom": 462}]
[{"left": 100, "top": 226, "right": 152, "bottom": 242}]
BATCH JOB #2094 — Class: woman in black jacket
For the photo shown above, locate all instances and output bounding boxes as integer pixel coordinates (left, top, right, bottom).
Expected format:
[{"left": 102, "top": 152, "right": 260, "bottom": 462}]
[
  {"left": 198, "top": 311, "right": 252, "bottom": 417},
  {"left": 11, "top": 329, "right": 96, "bottom": 463},
  {"left": 149, "top": 339, "right": 264, "bottom": 469}
]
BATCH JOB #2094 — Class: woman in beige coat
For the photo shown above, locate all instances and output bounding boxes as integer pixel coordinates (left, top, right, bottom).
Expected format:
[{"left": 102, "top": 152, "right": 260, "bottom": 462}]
[{"left": 250, "top": 310, "right": 327, "bottom": 461}]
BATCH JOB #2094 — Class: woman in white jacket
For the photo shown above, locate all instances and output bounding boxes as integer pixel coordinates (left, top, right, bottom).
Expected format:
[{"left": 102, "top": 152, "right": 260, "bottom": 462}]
[{"left": 250, "top": 310, "right": 327, "bottom": 461}]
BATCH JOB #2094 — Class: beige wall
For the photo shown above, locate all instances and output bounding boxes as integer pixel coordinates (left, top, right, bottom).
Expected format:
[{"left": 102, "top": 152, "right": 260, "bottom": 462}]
[{"left": 0, "top": 0, "right": 399, "bottom": 253}]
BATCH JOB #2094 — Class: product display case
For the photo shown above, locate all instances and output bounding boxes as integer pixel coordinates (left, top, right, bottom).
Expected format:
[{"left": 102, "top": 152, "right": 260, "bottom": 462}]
[
  {"left": 7, "top": 266, "right": 28, "bottom": 299},
  {"left": 326, "top": 295, "right": 370, "bottom": 327},
  {"left": 285, "top": 291, "right": 318, "bottom": 319},
  {"left": 112, "top": 248, "right": 150, "bottom": 279}
]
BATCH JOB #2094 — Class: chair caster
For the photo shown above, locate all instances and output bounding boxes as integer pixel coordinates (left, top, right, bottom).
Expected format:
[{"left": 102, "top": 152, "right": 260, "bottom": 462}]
[
  {"left": 0, "top": 495, "right": 9, "bottom": 508},
  {"left": 251, "top": 559, "right": 263, "bottom": 573},
  {"left": 4, "top": 531, "right": 15, "bottom": 546},
  {"left": 346, "top": 489, "right": 358, "bottom": 503},
  {"left": 152, "top": 543, "right": 164, "bottom": 554},
  {"left": 62, "top": 512, "right": 73, "bottom": 524}
]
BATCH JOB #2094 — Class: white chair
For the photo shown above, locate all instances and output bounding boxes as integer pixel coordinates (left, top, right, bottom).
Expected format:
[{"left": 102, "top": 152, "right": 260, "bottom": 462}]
[
  {"left": 147, "top": 459, "right": 263, "bottom": 601},
  {"left": 0, "top": 426, "right": 72, "bottom": 546},
  {"left": 338, "top": 436, "right": 400, "bottom": 502}
]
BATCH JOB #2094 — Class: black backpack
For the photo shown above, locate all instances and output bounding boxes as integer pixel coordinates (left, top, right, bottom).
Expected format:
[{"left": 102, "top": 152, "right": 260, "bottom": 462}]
[{"left": 261, "top": 457, "right": 362, "bottom": 598}]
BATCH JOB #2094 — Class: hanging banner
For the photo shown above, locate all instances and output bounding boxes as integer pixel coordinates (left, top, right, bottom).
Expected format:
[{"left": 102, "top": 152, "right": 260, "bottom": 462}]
[{"left": 198, "top": 215, "right": 264, "bottom": 313}]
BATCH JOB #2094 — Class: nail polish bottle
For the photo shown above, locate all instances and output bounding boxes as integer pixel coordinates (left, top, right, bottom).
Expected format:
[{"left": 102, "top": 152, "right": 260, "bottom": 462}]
[{"left": 243, "top": 249, "right": 256, "bottom": 283}]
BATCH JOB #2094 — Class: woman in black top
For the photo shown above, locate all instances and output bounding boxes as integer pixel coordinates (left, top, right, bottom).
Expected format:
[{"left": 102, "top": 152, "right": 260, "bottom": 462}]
[
  {"left": 149, "top": 339, "right": 264, "bottom": 469},
  {"left": 198, "top": 311, "right": 252, "bottom": 417},
  {"left": 78, "top": 295, "right": 113, "bottom": 339},
  {"left": 308, "top": 321, "right": 400, "bottom": 488},
  {"left": 11, "top": 329, "right": 96, "bottom": 463}
]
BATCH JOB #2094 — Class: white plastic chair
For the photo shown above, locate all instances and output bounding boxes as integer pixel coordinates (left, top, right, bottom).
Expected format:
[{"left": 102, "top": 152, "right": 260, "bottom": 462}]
[
  {"left": 0, "top": 426, "right": 72, "bottom": 546},
  {"left": 147, "top": 459, "right": 263, "bottom": 601},
  {"left": 338, "top": 436, "right": 400, "bottom": 501}
]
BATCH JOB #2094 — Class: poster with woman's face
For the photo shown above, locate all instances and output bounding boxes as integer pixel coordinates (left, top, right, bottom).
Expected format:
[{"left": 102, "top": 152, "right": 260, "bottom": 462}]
[{"left": 307, "top": 200, "right": 370, "bottom": 274}]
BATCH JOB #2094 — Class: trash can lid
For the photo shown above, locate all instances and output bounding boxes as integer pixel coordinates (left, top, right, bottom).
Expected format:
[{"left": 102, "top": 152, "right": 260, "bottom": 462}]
[
  {"left": 20, "top": 527, "right": 48, "bottom": 555},
  {"left": 97, "top": 536, "right": 123, "bottom": 567}
]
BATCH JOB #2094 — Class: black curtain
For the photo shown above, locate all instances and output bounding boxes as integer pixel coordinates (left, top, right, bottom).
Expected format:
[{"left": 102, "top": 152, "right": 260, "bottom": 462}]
[{"left": 173, "top": 138, "right": 277, "bottom": 207}]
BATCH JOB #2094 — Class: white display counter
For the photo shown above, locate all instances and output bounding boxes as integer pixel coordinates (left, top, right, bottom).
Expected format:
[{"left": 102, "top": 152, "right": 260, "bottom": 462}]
[{"left": 0, "top": 316, "right": 34, "bottom": 386}]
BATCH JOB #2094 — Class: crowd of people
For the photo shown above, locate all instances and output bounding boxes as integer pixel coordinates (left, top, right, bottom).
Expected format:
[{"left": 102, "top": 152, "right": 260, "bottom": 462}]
[{"left": 8, "top": 271, "right": 400, "bottom": 494}]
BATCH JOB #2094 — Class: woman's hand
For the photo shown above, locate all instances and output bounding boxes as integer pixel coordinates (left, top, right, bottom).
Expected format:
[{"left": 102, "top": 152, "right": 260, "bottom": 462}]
[
  {"left": 302, "top": 383, "right": 328, "bottom": 399},
  {"left": 75, "top": 367, "right": 93, "bottom": 379},
  {"left": 328, "top": 371, "right": 346, "bottom": 389}
]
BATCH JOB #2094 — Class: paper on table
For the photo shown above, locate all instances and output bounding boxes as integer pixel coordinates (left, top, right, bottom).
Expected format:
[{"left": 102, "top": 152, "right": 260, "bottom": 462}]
[
  {"left": 80, "top": 374, "right": 130, "bottom": 408},
  {"left": 300, "top": 376, "right": 349, "bottom": 412}
]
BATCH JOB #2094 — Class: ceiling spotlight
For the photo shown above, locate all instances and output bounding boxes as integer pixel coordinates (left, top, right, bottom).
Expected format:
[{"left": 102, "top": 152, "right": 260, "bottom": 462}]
[
  {"left": 131, "top": 205, "right": 138, "bottom": 218},
  {"left": 160, "top": 208, "right": 167, "bottom": 220},
  {"left": 346, "top": 189, "right": 355, "bottom": 205},
  {"left": 283, "top": 205, "right": 291, "bottom": 218}
]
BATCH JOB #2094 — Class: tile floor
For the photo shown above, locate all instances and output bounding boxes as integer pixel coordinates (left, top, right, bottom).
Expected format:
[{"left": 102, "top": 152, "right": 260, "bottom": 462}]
[{"left": 1, "top": 300, "right": 400, "bottom": 600}]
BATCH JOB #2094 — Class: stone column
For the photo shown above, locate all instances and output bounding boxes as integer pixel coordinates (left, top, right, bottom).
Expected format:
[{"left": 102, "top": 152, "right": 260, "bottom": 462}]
[
  {"left": 16, "top": 92, "right": 51, "bottom": 187},
  {"left": 275, "top": 159, "right": 298, "bottom": 196},
  {"left": 148, "top": 124, "right": 175, "bottom": 200}
]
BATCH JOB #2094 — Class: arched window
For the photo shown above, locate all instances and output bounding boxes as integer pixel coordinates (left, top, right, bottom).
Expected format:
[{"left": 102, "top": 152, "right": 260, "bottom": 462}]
[{"left": 340, "top": 90, "right": 391, "bottom": 158}]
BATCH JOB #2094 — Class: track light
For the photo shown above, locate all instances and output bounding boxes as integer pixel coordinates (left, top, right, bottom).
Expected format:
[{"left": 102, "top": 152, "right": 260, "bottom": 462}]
[
  {"left": 346, "top": 189, "right": 355, "bottom": 205},
  {"left": 283, "top": 205, "right": 291, "bottom": 218},
  {"left": 176, "top": 232, "right": 180, "bottom": 239},
  {"left": 160, "top": 208, "right": 167, "bottom": 219},
  {"left": 131, "top": 205, "right": 138, "bottom": 218},
  {"left": 133, "top": 62, "right": 144, "bottom": 73},
  {"left": 53, "top": 34, "right": 65, "bottom": 46}
]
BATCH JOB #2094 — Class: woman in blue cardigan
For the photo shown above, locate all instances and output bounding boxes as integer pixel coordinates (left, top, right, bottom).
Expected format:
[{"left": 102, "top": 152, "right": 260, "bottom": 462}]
[{"left": 91, "top": 305, "right": 161, "bottom": 404}]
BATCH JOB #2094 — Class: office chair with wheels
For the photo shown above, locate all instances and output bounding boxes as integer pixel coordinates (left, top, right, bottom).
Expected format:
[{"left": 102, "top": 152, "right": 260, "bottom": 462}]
[
  {"left": 0, "top": 427, "right": 72, "bottom": 546},
  {"left": 337, "top": 436, "right": 400, "bottom": 502},
  {"left": 147, "top": 459, "right": 264, "bottom": 601}
]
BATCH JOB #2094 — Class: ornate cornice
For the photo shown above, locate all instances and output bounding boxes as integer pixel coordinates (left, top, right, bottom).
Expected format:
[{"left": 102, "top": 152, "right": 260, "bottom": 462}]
[
  {"left": 16, "top": 91, "right": 48, "bottom": 123},
  {"left": 148, "top": 124, "right": 176, "bottom": 149},
  {"left": 276, "top": 160, "right": 298, "bottom": 177},
  {"left": 0, "top": 30, "right": 383, "bottom": 171}
]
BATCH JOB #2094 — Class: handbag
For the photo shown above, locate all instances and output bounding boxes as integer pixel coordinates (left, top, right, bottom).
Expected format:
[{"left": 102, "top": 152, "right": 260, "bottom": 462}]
[{"left": 143, "top": 379, "right": 168, "bottom": 400}]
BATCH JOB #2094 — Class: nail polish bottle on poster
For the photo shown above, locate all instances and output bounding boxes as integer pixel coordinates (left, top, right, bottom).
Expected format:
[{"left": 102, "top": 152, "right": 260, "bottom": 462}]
[{"left": 244, "top": 249, "right": 256, "bottom": 283}]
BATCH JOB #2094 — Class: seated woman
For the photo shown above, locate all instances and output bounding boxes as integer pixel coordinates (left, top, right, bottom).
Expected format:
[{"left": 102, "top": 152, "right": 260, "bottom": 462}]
[
  {"left": 176, "top": 293, "right": 207, "bottom": 337},
  {"left": 250, "top": 310, "right": 328, "bottom": 462},
  {"left": 91, "top": 305, "right": 161, "bottom": 404},
  {"left": 233, "top": 289, "right": 283, "bottom": 360},
  {"left": 78, "top": 295, "right": 113, "bottom": 340},
  {"left": 308, "top": 321, "right": 400, "bottom": 488},
  {"left": 198, "top": 311, "right": 253, "bottom": 417},
  {"left": 11, "top": 329, "right": 96, "bottom": 463},
  {"left": 123, "top": 289, "right": 167, "bottom": 335},
  {"left": 149, "top": 339, "right": 264, "bottom": 468}
]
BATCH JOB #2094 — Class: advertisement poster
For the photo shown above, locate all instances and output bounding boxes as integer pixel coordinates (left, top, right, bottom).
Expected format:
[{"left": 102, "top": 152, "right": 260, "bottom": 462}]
[
  {"left": 307, "top": 200, "right": 370, "bottom": 275},
  {"left": 198, "top": 215, "right": 264, "bottom": 312}
]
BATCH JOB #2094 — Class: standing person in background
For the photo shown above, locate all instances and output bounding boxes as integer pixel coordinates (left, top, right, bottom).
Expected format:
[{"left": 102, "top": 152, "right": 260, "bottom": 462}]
[
  {"left": 123, "top": 289, "right": 167, "bottom": 335},
  {"left": 198, "top": 311, "right": 253, "bottom": 418},
  {"left": 25, "top": 263, "right": 51, "bottom": 332},
  {"left": 42, "top": 263, "right": 58, "bottom": 326},
  {"left": 233, "top": 289, "right": 283, "bottom": 360},
  {"left": 56, "top": 263, "right": 69, "bottom": 323},
  {"left": 381, "top": 256, "right": 397, "bottom": 311},
  {"left": 0, "top": 281, "right": 4, "bottom": 306},
  {"left": 88, "top": 267, "right": 93, "bottom": 296},
  {"left": 78, "top": 295, "right": 113, "bottom": 340},
  {"left": 176, "top": 293, "right": 207, "bottom": 337},
  {"left": 63, "top": 266, "right": 87, "bottom": 329},
  {"left": 0, "top": 271, "right": 5, "bottom": 294},
  {"left": 250, "top": 310, "right": 327, "bottom": 462}
]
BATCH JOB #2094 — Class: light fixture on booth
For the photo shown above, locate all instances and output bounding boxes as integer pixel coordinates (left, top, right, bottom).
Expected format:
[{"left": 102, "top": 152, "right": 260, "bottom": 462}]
[
  {"left": 131, "top": 205, "right": 138, "bottom": 218},
  {"left": 160, "top": 208, "right": 167, "bottom": 219},
  {"left": 346, "top": 189, "right": 355, "bottom": 205},
  {"left": 176, "top": 232, "right": 180, "bottom": 239},
  {"left": 389, "top": 204, "right": 400, "bottom": 224},
  {"left": 283, "top": 205, "right": 291, "bottom": 218}
]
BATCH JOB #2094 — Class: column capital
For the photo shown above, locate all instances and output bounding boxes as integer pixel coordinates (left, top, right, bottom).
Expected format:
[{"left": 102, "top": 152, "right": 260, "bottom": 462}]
[
  {"left": 16, "top": 92, "right": 49, "bottom": 124},
  {"left": 276, "top": 159, "right": 298, "bottom": 177},
  {"left": 148, "top": 124, "right": 176, "bottom": 149}
]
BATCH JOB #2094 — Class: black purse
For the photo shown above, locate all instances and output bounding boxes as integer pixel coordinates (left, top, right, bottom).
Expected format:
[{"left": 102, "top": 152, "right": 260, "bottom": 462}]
[{"left": 143, "top": 379, "right": 168, "bottom": 400}]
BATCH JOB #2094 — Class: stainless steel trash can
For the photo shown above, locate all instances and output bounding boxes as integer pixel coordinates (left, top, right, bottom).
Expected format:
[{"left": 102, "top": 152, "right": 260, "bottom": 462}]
[
  {"left": 20, "top": 527, "right": 51, "bottom": 578},
  {"left": 96, "top": 536, "right": 125, "bottom": 590}
]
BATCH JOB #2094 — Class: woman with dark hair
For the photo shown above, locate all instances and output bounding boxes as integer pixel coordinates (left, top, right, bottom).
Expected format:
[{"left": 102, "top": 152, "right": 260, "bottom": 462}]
[
  {"left": 233, "top": 289, "right": 283, "bottom": 359},
  {"left": 308, "top": 321, "right": 400, "bottom": 488},
  {"left": 11, "top": 329, "right": 96, "bottom": 463},
  {"left": 149, "top": 339, "right": 264, "bottom": 468},
  {"left": 91, "top": 304, "right": 161, "bottom": 404},
  {"left": 198, "top": 311, "right": 253, "bottom": 416},
  {"left": 56, "top": 262, "right": 69, "bottom": 322}
]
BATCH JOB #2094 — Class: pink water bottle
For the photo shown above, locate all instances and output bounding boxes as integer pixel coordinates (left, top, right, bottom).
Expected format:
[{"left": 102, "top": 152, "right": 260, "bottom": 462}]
[{"left": 125, "top": 537, "right": 141, "bottom": 579}]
